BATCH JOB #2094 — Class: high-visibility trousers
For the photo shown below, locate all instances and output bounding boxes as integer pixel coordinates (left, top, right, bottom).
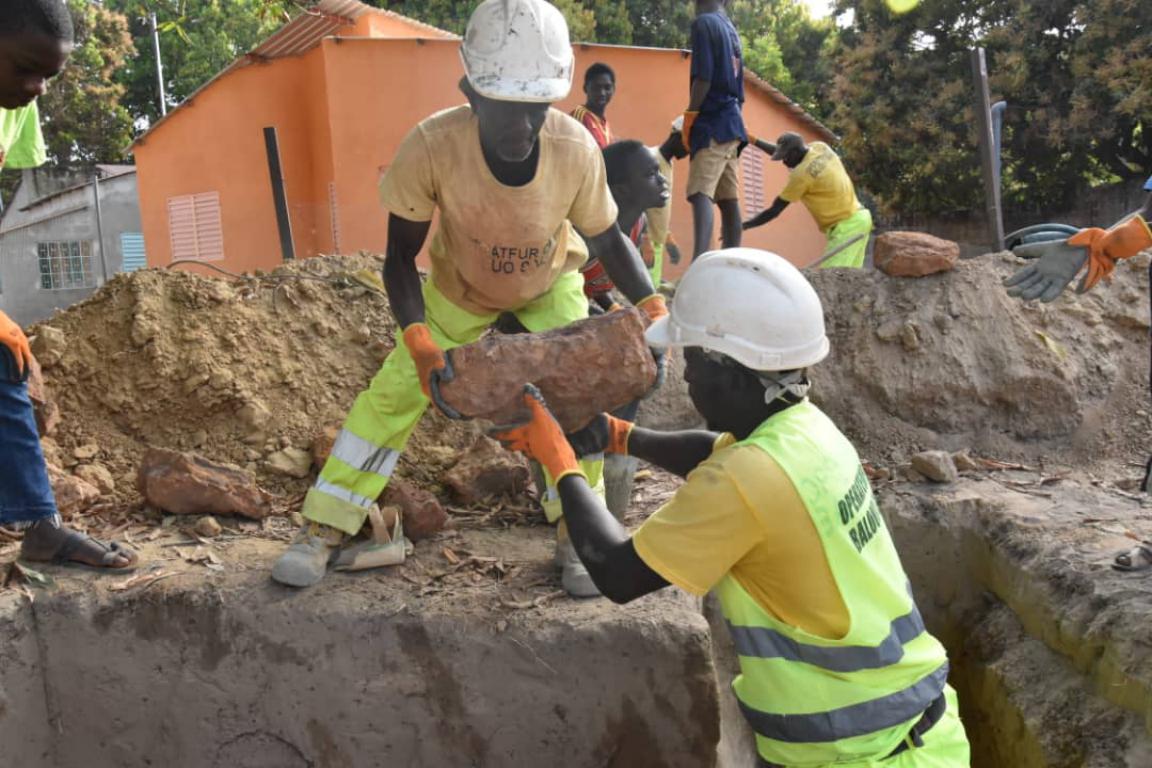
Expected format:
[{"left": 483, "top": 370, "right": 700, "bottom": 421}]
[
  {"left": 820, "top": 208, "right": 874, "bottom": 269},
  {"left": 302, "top": 271, "right": 604, "bottom": 535}
]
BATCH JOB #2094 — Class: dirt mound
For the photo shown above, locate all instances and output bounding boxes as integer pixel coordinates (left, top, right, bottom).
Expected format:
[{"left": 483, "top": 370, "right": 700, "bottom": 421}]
[
  {"left": 808, "top": 253, "right": 1151, "bottom": 477},
  {"left": 30, "top": 255, "right": 487, "bottom": 507}
]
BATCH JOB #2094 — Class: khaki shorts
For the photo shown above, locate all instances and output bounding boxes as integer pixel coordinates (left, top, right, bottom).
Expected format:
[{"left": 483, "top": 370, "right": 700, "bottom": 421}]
[{"left": 686, "top": 139, "right": 742, "bottom": 201}]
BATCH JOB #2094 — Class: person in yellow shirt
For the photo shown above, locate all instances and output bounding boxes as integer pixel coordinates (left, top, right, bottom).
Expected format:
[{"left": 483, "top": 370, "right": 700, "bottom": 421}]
[
  {"left": 272, "top": 0, "right": 667, "bottom": 596},
  {"left": 744, "top": 132, "right": 873, "bottom": 268},
  {"left": 1, "top": 0, "right": 139, "bottom": 571},
  {"left": 493, "top": 248, "right": 971, "bottom": 767}
]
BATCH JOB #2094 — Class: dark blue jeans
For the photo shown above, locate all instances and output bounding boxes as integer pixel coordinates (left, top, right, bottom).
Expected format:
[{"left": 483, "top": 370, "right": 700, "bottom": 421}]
[{"left": 0, "top": 377, "right": 57, "bottom": 525}]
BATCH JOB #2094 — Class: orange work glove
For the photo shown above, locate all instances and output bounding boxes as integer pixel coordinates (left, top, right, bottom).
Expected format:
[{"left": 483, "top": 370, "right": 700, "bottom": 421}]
[
  {"left": 682, "top": 111, "right": 698, "bottom": 147},
  {"left": 566, "top": 414, "right": 634, "bottom": 457},
  {"left": 402, "top": 322, "right": 447, "bottom": 399},
  {"left": 636, "top": 294, "right": 669, "bottom": 324},
  {"left": 1067, "top": 215, "right": 1152, "bottom": 292},
  {"left": 0, "top": 310, "right": 32, "bottom": 382},
  {"left": 491, "top": 385, "right": 584, "bottom": 483}
]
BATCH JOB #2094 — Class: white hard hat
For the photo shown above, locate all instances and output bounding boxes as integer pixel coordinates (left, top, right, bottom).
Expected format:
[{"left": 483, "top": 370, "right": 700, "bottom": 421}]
[
  {"left": 646, "top": 248, "right": 830, "bottom": 371},
  {"left": 460, "top": 0, "right": 574, "bottom": 103}
]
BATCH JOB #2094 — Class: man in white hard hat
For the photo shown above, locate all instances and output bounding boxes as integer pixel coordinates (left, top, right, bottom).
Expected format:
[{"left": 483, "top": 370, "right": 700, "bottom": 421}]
[
  {"left": 271, "top": 0, "right": 666, "bottom": 595},
  {"left": 492, "top": 248, "right": 972, "bottom": 767}
]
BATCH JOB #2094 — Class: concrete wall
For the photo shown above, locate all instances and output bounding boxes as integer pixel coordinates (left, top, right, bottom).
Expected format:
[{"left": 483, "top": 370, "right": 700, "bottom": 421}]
[
  {"left": 134, "top": 29, "right": 829, "bottom": 281},
  {"left": 0, "top": 171, "right": 142, "bottom": 325}
]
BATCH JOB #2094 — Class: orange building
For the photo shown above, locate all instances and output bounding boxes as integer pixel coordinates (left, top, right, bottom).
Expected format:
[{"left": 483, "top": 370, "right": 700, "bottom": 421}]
[{"left": 132, "top": 0, "right": 836, "bottom": 280}]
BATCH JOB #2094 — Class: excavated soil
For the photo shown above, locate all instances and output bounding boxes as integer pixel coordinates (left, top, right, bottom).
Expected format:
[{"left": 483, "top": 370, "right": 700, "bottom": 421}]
[
  {"left": 809, "top": 252, "right": 1152, "bottom": 481},
  {"left": 30, "top": 256, "right": 491, "bottom": 507},
  {"left": 5, "top": 250, "right": 1152, "bottom": 767}
]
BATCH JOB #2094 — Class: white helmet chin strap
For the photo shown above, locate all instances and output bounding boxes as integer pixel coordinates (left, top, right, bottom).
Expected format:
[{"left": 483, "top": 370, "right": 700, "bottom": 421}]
[{"left": 757, "top": 369, "right": 810, "bottom": 405}]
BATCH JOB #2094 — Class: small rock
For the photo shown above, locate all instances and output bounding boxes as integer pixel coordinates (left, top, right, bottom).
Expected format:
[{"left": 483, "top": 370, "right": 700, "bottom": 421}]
[
  {"left": 137, "top": 448, "right": 272, "bottom": 519},
  {"left": 910, "top": 450, "right": 958, "bottom": 483},
  {"left": 898, "top": 464, "right": 928, "bottom": 483},
  {"left": 30, "top": 326, "right": 66, "bottom": 368},
  {"left": 875, "top": 320, "right": 902, "bottom": 342},
  {"left": 237, "top": 400, "right": 271, "bottom": 430},
  {"left": 265, "top": 448, "right": 314, "bottom": 479},
  {"left": 952, "top": 451, "right": 981, "bottom": 472},
  {"left": 190, "top": 430, "right": 209, "bottom": 448},
  {"left": 899, "top": 322, "right": 921, "bottom": 352},
  {"left": 73, "top": 464, "right": 116, "bottom": 495},
  {"left": 46, "top": 464, "right": 100, "bottom": 517},
  {"left": 442, "top": 437, "right": 531, "bottom": 504},
  {"left": 194, "top": 515, "right": 223, "bottom": 538},
  {"left": 874, "top": 232, "right": 960, "bottom": 277},
  {"left": 73, "top": 443, "right": 100, "bottom": 461},
  {"left": 245, "top": 449, "right": 263, "bottom": 462},
  {"left": 382, "top": 480, "right": 448, "bottom": 541}
]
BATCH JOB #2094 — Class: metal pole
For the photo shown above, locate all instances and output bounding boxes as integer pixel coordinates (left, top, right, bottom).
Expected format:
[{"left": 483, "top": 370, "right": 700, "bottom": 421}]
[
  {"left": 92, "top": 175, "right": 110, "bottom": 282},
  {"left": 263, "top": 126, "right": 296, "bottom": 262},
  {"left": 970, "top": 48, "right": 1004, "bottom": 251},
  {"left": 150, "top": 12, "right": 168, "bottom": 117}
]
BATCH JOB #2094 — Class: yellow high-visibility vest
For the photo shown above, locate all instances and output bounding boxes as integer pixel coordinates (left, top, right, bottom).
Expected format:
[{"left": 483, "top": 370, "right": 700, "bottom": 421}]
[{"left": 717, "top": 400, "right": 948, "bottom": 766}]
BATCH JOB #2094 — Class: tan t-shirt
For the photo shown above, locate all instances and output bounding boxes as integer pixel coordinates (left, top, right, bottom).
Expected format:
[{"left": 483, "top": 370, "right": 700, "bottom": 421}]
[{"left": 379, "top": 105, "right": 619, "bottom": 315}]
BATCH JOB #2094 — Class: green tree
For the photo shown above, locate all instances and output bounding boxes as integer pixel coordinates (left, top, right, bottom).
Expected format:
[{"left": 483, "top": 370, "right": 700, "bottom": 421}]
[
  {"left": 107, "top": 0, "right": 281, "bottom": 126},
  {"left": 729, "top": 0, "right": 837, "bottom": 116},
  {"left": 38, "top": 0, "right": 135, "bottom": 165},
  {"left": 829, "top": 0, "right": 1151, "bottom": 217}
]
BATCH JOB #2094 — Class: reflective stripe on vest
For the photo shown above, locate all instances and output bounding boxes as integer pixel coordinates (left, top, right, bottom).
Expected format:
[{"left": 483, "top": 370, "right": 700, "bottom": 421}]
[
  {"left": 736, "top": 662, "right": 949, "bottom": 744},
  {"left": 726, "top": 600, "right": 926, "bottom": 672}
]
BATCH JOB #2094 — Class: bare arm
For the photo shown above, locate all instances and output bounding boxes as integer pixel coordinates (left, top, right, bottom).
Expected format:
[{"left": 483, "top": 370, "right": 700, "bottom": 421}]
[
  {"left": 750, "top": 138, "right": 777, "bottom": 155},
  {"left": 585, "top": 225, "right": 657, "bottom": 304},
  {"left": 744, "top": 196, "right": 791, "bottom": 231},
  {"left": 628, "top": 427, "right": 720, "bottom": 479},
  {"left": 688, "top": 79, "right": 710, "bottom": 112},
  {"left": 382, "top": 214, "right": 432, "bottom": 328}
]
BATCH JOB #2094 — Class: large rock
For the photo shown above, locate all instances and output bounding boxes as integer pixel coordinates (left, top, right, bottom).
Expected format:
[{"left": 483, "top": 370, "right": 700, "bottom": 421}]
[
  {"left": 438, "top": 310, "right": 656, "bottom": 432},
  {"left": 45, "top": 464, "right": 100, "bottom": 517},
  {"left": 441, "top": 437, "right": 530, "bottom": 505},
  {"left": 137, "top": 448, "right": 272, "bottom": 519},
  {"left": 381, "top": 479, "right": 448, "bottom": 541},
  {"left": 874, "top": 232, "right": 959, "bottom": 277}
]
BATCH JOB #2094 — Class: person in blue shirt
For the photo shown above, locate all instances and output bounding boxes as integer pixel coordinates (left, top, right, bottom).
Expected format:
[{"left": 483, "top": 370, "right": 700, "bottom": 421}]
[{"left": 681, "top": 0, "right": 746, "bottom": 260}]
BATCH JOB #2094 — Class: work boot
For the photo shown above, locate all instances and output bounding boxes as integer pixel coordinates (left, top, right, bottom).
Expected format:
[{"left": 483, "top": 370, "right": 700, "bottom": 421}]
[
  {"left": 604, "top": 453, "right": 639, "bottom": 522},
  {"left": 271, "top": 521, "right": 345, "bottom": 588},
  {"left": 554, "top": 529, "right": 600, "bottom": 598}
]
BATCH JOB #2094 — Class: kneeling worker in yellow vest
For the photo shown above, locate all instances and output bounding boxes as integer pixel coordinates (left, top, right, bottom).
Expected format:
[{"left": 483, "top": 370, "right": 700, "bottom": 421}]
[
  {"left": 271, "top": 0, "right": 666, "bottom": 595},
  {"left": 493, "top": 249, "right": 971, "bottom": 767}
]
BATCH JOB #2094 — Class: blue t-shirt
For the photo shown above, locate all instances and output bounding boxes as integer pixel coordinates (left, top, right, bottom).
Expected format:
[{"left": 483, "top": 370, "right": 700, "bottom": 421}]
[
  {"left": 1144, "top": 175, "right": 1152, "bottom": 192},
  {"left": 689, "top": 11, "right": 746, "bottom": 155}
]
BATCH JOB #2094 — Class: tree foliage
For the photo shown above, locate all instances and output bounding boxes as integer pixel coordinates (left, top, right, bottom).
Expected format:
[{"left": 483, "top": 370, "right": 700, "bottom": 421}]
[
  {"left": 106, "top": 0, "right": 282, "bottom": 126},
  {"left": 38, "top": 0, "right": 135, "bottom": 166},
  {"left": 829, "top": 0, "right": 1152, "bottom": 216}
]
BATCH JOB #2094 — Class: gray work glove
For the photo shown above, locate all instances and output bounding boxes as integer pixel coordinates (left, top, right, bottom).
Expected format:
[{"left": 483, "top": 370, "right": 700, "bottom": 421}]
[{"left": 1003, "top": 240, "right": 1089, "bottom": 302}]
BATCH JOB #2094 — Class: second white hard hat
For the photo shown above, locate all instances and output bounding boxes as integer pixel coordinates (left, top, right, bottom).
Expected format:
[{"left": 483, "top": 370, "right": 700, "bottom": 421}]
[
  {"left": 646, "top": 248, "right": 830, "bottom": 371},
  {"left": 460, "top": 0, "right": 574, "bottom": 103}
]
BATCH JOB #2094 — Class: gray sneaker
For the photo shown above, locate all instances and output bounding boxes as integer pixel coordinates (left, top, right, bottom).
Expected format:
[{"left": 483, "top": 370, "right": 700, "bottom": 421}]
[
  {"left": 271, "top": 521, "right": 345, "bottom": 587},
  {"left": 554, "top": 535, "right": 600, "bottom": 598}
]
